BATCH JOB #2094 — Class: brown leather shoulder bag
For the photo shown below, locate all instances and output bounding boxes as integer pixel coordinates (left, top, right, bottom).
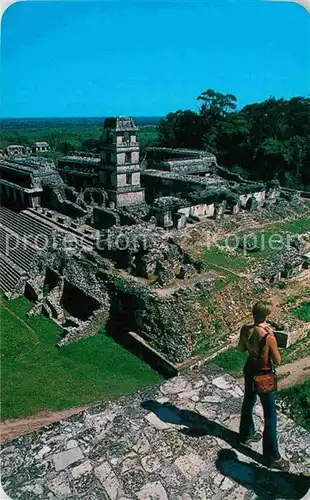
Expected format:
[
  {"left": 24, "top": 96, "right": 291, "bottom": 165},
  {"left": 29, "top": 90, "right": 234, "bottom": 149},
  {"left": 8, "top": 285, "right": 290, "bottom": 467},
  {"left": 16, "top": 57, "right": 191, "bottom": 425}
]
[{"left": 253, "top": 332, "right": 277, "bottom": 394}]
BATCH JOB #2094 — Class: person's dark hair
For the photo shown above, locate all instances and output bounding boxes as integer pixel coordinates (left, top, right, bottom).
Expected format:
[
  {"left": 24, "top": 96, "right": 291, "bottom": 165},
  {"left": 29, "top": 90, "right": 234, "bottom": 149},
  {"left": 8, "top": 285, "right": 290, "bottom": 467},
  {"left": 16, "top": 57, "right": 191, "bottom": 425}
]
[{"left": 252, "top": 301, "right": 272, "bottom": 324}]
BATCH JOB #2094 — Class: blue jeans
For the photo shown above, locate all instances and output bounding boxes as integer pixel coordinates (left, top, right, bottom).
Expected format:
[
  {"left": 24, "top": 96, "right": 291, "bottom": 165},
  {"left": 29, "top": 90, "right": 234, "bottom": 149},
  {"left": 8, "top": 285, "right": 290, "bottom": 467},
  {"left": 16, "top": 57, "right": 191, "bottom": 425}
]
[{"left": 239, "top": 366, "right": 281, "bottom": 461}]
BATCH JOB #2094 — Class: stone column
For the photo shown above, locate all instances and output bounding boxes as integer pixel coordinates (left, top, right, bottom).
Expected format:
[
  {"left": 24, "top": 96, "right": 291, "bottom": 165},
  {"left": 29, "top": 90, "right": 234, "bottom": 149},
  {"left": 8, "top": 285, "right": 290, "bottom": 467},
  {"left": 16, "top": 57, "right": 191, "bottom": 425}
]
[
  {"left": 28, "top": 195, "right": 34, "bottom": 208},
  {"left": 20, "top": 190, "right": 25, "bottom": 206}
]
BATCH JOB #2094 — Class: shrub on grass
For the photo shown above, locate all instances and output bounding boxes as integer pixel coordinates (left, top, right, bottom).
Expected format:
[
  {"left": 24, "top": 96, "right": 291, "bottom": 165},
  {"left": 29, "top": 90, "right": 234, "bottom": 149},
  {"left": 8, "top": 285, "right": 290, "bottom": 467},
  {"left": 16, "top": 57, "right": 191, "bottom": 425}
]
[
  {"left": 286, "top": 296, "right": 299, "bottom": 305},
  {"left": 213, "top": 320, "right": 222, "bottom": 334}
]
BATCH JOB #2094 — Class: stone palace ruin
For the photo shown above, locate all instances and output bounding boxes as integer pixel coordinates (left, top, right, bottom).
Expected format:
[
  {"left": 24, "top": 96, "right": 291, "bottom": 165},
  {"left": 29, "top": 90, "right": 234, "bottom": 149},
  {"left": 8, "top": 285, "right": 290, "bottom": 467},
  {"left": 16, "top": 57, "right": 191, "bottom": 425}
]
[{"left": 1, "top": 117, "right": 309, "bottom": 362}]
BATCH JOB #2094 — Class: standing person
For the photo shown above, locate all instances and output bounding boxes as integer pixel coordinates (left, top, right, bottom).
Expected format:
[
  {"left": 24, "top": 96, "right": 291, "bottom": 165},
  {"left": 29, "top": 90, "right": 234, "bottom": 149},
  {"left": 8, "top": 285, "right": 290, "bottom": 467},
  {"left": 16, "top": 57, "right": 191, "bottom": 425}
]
[{"left": 238, "top": 301, "right": 290, "bottom": 471}]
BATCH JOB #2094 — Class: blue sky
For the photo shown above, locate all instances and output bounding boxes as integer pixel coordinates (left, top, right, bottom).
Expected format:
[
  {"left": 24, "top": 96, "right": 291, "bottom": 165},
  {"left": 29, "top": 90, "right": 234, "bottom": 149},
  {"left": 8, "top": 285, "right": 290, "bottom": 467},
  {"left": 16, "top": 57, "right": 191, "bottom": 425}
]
[{"left": 1, "top": 0, "right": 309, "bottom": 118}]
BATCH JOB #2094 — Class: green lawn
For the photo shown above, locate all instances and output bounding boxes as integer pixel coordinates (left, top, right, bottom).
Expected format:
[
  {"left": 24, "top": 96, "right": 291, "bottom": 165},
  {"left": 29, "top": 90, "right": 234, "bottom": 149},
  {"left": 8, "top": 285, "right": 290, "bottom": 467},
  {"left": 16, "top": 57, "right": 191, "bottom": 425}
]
[
  {"left": 203, "top": 248, "right": 249, "bottom": 272},
  {"left": 275, "top": 217, "right": 310, "bottom": 234},
  {"left": 291, "top": 301, "right": 310, "bottom": 323},
  {"left": 1, "top": 296, "right": 162, "bottom": 420},
  {"left": 217, "top": 215, "right": 310, "bottom": 265},
  {"left": 206, "top": 347, "right": 247, "bottom": 377}
]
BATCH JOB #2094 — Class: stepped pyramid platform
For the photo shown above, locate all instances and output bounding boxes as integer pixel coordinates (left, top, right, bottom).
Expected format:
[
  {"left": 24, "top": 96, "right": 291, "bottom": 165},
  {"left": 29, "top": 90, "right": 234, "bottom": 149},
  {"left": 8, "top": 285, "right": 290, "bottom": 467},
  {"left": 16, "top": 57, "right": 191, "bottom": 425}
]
[
  {"left": 0, "top": 205, "right": 52, "bottom": 294},
  {"left": 0, "top": 205, "right": 93, "bottom": 295},
  {"left": 1, "top": 365, "right": 309, "bottom": 499}
]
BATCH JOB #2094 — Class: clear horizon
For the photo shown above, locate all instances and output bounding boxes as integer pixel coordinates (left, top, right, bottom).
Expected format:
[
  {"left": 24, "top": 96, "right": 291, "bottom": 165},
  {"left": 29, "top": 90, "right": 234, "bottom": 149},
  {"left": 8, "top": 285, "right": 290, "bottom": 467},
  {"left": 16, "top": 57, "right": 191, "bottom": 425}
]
[{"left": 1, "top": 1, "right": 309, "bottom": 119}]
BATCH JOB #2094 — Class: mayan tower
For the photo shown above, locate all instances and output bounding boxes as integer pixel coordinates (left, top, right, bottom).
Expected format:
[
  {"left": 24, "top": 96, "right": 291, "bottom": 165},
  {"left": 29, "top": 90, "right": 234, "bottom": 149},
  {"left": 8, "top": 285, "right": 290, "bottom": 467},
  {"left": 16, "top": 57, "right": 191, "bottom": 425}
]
[{"left": 100, "top": 117, "right": 145, "bottom": 207}]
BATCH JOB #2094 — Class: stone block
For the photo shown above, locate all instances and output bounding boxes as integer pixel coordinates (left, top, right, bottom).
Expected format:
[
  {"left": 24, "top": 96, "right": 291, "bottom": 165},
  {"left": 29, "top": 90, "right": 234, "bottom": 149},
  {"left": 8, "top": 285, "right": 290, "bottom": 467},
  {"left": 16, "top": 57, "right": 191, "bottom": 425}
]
[
  {"left": 52, "top": 447, "right": 84, "bottom": 471},
  {"left": 136, "top": 481, "right": 168, "bottom": 500},
  {"left": 71, "top": 460, "right": 92, "bottom": 479}
]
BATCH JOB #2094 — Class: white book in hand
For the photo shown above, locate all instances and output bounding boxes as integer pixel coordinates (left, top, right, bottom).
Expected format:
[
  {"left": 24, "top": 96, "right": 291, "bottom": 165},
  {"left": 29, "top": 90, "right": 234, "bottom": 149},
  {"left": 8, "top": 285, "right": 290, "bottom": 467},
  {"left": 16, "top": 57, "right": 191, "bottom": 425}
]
[{"left": 274, "top": 330, "right": 290, "bottom": 349}]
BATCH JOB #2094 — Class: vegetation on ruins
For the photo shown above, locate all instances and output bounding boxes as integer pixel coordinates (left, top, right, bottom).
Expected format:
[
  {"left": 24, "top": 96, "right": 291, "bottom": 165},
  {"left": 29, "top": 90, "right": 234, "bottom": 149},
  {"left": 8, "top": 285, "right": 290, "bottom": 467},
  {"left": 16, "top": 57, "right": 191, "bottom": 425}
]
[
  {"left": 1, "top": 295, "right": 162, "bottom": 419},
  {"left": 157, "top": 90, "right": 310, "bottom": 190}
]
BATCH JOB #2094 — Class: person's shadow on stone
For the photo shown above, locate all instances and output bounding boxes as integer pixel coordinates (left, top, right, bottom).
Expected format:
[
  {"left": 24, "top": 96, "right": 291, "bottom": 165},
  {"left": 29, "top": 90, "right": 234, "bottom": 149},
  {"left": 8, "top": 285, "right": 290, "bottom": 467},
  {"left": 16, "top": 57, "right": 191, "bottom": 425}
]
[
  {"left": 141, "top": 400, "right": 264, "bottom": 464},
  {"left": 141, "top": 401, "right": 309, "bottom": 499},
  {"left": 142, "top": 401, "right": 309, "bottom": 469},
  {"left": 216, "top": 449, "right": 310, "bottom": 500}
]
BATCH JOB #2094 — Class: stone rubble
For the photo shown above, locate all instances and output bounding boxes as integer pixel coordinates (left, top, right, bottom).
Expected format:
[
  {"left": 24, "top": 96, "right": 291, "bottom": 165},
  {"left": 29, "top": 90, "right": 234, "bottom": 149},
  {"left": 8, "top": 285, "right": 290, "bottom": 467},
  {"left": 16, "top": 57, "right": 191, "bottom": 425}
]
[{"left": 1, "top": 365, "right": 309, "bottom": 500}]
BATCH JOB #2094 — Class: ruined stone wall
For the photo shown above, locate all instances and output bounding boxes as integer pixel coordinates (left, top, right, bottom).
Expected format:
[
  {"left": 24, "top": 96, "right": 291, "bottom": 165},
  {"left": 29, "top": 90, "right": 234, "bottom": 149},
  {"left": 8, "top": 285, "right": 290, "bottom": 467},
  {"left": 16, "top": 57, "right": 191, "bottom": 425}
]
[
  {"left": 115, "top": 190, "right": 145, "bottom": 207},
  {"left": 266, "top": 187, "right": 281, "bottom": 203},
  {"left": 142, "top": 171, "right": 225, "bottom": 204},
  {"left": 253, "top": 190, "right": 266, "bottom": 207},
  {"left": 26, "top": 239, "right": 110, "bottom": 346},
  {"left": 118, "top": 210, "right": 140, "bottom": 226},
  {"left": 59, "top": 200, "right": 88, "bottom": 219},
  {"left": 239, "top": 190, "right": 266, "bottom": 209},
  {"left": 281, "top": 187, "right": 310, "bottom": 199},
  {"left": 98, "top": 225, "right": 202, "bottom": 282},
  {"left": 178, "top": 203, "right": 215, "bottom": 219},
  {"left": 23, "top": 230, "right": 208, "bottom": 360},
  {"left": 28, "top": 244, "right": 210, "bottom": 360},
  {"left": 58, "top": 307, "right": 109, "bottom": 347},
  {"left": 93, "top": 207, "right": 120, "bottom": 229},
  {"left": 99, "top": 271, "right": 214, "bottom": 362}
]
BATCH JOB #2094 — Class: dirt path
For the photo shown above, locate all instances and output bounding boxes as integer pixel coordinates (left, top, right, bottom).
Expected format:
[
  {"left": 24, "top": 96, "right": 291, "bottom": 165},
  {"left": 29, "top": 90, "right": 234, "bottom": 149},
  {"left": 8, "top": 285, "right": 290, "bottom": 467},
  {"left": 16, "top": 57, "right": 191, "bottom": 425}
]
[
  {"left": 276, "top": 356, "right": 310, "bottom": 389},
  {"left": 0, "top": 405, "right": 90, "bottom": 444}
]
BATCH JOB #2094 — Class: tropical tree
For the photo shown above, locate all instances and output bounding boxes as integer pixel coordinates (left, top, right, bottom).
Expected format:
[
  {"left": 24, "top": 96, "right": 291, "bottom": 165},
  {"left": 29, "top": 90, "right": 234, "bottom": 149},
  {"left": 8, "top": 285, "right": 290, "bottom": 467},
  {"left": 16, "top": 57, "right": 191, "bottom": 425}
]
[
  {"left": 197, "top": 89, "right": 237, "bottom": 118},
  {"left": 157, "top": 110, "right": 203, "bottom": 149},
  {"left": 157, "top": 90, "right": 309, "bottom": 189}
]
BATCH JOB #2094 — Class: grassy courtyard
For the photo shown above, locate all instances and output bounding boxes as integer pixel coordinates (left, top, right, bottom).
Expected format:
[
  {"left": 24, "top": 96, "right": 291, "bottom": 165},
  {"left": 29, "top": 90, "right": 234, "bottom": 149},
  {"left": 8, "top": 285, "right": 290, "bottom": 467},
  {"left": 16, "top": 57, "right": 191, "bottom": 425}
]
[
  {"left": 202, "top": 215, "right": 310, "bottom": 275},
  {"left": 0, "top": 296, "right": 162, "bottom": 420}
]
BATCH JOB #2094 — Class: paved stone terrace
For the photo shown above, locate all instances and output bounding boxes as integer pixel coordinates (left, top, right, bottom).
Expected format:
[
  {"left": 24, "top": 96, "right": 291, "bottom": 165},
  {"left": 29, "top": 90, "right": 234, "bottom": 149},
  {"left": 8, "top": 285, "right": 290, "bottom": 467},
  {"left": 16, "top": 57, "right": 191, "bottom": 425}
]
[{"left": 1, "top": 365, "right": 310, "bottom": 500}]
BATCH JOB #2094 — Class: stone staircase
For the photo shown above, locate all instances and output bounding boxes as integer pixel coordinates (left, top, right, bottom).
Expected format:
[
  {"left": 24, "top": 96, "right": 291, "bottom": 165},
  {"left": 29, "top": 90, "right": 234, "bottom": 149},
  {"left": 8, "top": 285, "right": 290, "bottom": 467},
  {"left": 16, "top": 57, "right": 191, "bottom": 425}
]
[
  {"left": 0, "top": 205, "right": 52, "bottom": 249},
  {"left": 0, "top": 206, "right": 54, "bottom": 295},
  {"left": 0, "top": 205, "right": 93, "bottom": 295},
  {"left": 0, "top": 254, "right": 24, "bottom": 294},
  {"left": 25, "top": 208, "right": 95, "bottom": 248},
  {"left": 0, "top": 226, "right": 37, "bottom": 271}
]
